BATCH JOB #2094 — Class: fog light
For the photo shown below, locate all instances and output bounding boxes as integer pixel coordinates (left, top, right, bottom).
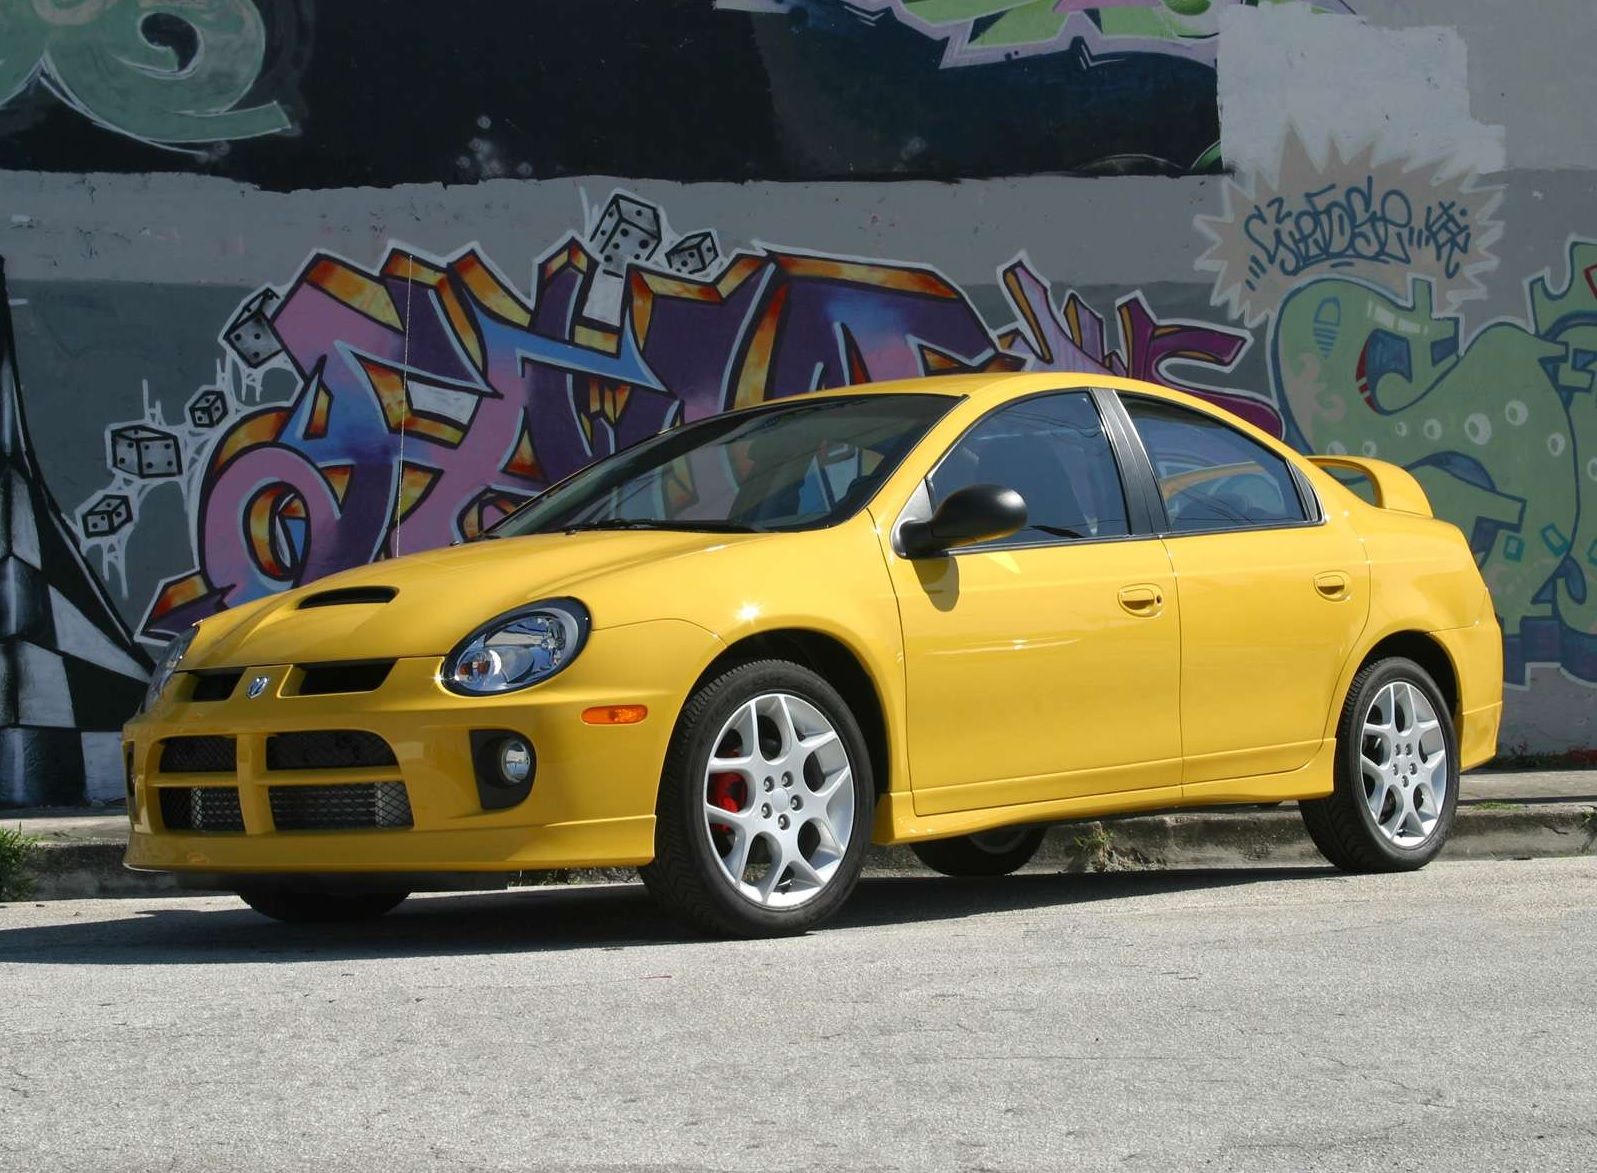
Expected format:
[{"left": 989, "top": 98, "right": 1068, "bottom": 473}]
[
  {"left": 469, "top": 729, "right": 536, "bottom": 811},
  {"left": 497, "top": 738, "right": 533, "bottom": 786}
]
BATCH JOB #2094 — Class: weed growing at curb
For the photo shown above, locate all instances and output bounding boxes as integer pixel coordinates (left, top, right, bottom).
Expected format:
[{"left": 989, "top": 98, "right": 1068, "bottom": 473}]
[
  {"left": 1474, "top": 801, "right": 1522, "bottom": 811},
  {"left": 0, "top": 825, "right": 39, "bottom": 900},
  {"left": 1073, "top": 825, "right": 1115, "bottom": 870}
]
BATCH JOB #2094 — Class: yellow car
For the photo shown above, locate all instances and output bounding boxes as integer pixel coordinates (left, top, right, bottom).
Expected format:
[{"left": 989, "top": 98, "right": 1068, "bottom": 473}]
[{"left": 124, "top": 373, "right": 1503, "bottom": 937}]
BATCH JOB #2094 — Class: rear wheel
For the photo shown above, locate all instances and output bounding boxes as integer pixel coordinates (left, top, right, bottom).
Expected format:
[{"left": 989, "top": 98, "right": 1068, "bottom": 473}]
[
  {"left": 910, "top": 826, "right": 1046, "bottom": 877},
  {"left": 238, "top": 890, "right": 409, "bottom": 923},
  {"left": 1300, "top": 656, "right": 1459, "bottom": 872},
  {"left": 640, "top": 659, "right": 874, "bottom": 938}
]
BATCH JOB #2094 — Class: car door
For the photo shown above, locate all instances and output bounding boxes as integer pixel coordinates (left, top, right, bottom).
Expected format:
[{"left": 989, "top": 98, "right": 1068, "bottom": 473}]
[
  {"left": 1116, "top": 394, "right": 1370, "bottom": 785},
  {"left": 885, "top": 389, "right": 1182, "bottom": 817}
]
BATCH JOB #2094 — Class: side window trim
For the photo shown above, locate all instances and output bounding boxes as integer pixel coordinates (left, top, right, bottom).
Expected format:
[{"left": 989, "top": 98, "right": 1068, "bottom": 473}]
[
  {"left": 1113, "top": 392, "right": 1326, "bottom": 538},
  {"left": 1288, "top": 461, "right": 1325, "bottom": 524},
  {"left": 1089, "top": 387, "right": 1165, "bottom": 536},
  {"left": 895, "top": 387, "right": 1151, "bottom": 557}
]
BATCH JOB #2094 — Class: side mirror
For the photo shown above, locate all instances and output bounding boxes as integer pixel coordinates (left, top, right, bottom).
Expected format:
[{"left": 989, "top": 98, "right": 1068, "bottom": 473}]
[{"left": 899, "top": 484, "right": 1027, "bottom": 559}]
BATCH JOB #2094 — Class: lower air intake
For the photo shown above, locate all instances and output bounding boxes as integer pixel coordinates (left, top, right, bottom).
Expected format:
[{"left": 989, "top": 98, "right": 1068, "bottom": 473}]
[
  {"left": 159, "top": 787, "right": 245, "bottom": 832},
  {"left": 268, "top": 782, "right": 413, "bottom": 831},
  {"left": 159, "top": 736, "right": 237, "bottom": 774},
  {"left": 265, "top": 730, "right": 397, "bottom": 771}
]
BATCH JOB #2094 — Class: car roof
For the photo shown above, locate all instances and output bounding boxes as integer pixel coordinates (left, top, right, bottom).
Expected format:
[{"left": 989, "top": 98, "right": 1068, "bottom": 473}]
[
  {"left": 792, "top": 372, "right": 1287, "bottom": 451},
  {"left": 799, "top": 371, "right": 1184, "bottom": 407}
]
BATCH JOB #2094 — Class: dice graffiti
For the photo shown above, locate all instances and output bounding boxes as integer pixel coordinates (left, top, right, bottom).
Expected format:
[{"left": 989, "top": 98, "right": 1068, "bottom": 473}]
[
  {"left": 61, "top": 192, "right": 1260, "bottom": 640},
  {"left": 109, "top": 425, "right": 181, "bottom": 479}
]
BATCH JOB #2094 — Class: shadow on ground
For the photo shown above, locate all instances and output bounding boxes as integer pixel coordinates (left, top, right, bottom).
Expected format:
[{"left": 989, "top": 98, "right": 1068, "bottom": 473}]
[{"left": 0, "top": 868, "right": 1341, "bottom": 965}]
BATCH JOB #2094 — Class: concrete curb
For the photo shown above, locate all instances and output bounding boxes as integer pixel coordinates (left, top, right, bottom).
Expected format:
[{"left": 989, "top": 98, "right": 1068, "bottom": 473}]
[{"left": 14, "top": 801, "right": 1596, "bottom": 901}]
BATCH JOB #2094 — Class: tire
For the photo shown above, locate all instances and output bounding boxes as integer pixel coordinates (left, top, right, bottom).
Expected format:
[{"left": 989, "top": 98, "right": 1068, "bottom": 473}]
[
  {"left": 1300, "top": 656, "right": 1459, "bottom": 872},
  {"left": 910, "top": 826, "right": 1046, "bottom": 877},
  {"left": 639, "top": 659, "right": 875, "bottom": 938},
  {"left": 238, "top": 890, "right": 409, "bottom": 923}
]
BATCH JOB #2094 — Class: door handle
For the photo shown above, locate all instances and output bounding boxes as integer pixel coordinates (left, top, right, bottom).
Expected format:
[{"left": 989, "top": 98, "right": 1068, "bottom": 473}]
[
  {"left": 1118, "top": 584, "right": 1164, "bottom": 616},
  {"left": 1314, "top": 572, "right": 1351, "bottom": 601}
]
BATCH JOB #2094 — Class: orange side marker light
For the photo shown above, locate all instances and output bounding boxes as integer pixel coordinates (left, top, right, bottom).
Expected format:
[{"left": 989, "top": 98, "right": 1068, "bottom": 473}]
[{"left": 582, "top": 704, "right": 648, "bottom": 725}]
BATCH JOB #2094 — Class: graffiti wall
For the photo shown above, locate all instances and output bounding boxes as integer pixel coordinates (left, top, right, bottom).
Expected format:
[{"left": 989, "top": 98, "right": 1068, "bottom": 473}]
[
  {"left": 0, "top": 0, "right": 1284, "bottom": 184},
  {"left": 107, "top": 197, "right": 1265, "bottom": 639},
  {"left": 1197, "top": 133, "right": 1595, "bottom": 688},
  {"left": 2, "top": 0, "right": 1595, "bottom": 802}
]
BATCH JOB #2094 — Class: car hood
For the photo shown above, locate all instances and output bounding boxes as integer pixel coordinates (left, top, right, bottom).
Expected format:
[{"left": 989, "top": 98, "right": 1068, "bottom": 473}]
[{"left": 189, "top": 529, "right": 767, "bottom": 668}]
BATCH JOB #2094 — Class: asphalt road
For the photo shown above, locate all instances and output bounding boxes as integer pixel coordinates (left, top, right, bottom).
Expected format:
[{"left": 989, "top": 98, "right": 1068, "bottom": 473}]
[{"left": 3, "top": 859, "right": 1595, "bottom": 1172}]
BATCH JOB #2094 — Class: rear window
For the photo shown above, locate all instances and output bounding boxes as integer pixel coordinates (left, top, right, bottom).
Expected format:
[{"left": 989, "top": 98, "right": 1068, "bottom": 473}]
[{"left": 1123, "top": 397, "right": 1309, "bottom": 533}]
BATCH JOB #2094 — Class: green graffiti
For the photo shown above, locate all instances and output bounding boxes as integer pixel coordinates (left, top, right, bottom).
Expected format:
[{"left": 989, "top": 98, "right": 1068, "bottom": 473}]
[
  {"left": 886, "top": 0, "right": 1353, "bottom": 62},
  {"left": 1271, "top": 242, "right": 1597, "bottom": 681},
  {"left": 0, "top": 0, "right": 288, "bottom": 145},
  {"left": 901, "top": 0, "right": 1232, "bottom": 46}
]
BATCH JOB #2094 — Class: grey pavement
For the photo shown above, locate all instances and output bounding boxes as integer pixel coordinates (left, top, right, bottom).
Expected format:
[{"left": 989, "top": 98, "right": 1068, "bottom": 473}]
[{"left": 3, "top": 857, "right": 1595, "bottom": 1171}]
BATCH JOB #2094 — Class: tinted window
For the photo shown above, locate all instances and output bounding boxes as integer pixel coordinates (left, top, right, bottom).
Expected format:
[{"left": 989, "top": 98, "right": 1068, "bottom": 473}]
[
  {"left": 1124, "top": 397, "right": 1308, "bottom": 533},
  {"left": 493, "top": 394, "right": 955, "bottom": 536},
  {"left": 928, "top": 391, "right": 1129, "bottom": 546}
]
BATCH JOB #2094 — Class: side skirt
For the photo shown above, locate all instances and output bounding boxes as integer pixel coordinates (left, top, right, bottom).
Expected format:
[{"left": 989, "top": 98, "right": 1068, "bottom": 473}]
[{"left": 874, "top": 740, "right": 1335, "bottom": 845}]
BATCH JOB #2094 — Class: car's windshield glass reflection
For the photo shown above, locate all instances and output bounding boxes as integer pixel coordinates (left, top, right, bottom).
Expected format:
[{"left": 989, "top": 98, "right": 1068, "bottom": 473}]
[{"left": 488, "top": 393, "right": 955, "bottom": 537}]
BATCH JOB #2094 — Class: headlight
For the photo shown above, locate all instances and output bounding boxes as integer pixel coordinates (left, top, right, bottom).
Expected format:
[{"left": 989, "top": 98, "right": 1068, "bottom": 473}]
[
  {"left": 143, "top": 626, "right": 197, "bottom": 711},
  {"left": 442, "top": 599, "right": 590, "bottom": 695}
]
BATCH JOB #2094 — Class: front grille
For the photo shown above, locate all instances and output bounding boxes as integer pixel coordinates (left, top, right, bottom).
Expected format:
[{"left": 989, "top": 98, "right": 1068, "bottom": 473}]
[
  {"left": 269, "top": 782, "right": 413, "bottom": 830},
  {"left": 159, "top": 786, "right": 245, "bottom": 832},
  {"left": 295, "top": 661, "right": 394, "bottom": 696},
  {"left": 159, "top": 736, "right": 237, "bottom": 774},
  {"left": 265, "top": 730, "right": 396, "bottom": 771},
  {"left": 188, "top": 671, "right": 243, "bottom": 702}
]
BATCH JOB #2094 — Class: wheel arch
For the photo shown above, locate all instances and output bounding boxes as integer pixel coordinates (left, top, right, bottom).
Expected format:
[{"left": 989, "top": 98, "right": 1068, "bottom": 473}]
[
  {"left": 688, "top": 628, "right": 892, "bottom": 797},
  {"left": 1347, "top": 630, "right": 1461, "bottom": 721}
]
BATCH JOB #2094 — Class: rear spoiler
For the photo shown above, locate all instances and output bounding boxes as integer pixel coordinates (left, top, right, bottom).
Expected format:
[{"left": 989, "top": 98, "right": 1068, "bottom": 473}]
[{"left": 1307, "top": 455, "right": 1433, "bottom": 518}]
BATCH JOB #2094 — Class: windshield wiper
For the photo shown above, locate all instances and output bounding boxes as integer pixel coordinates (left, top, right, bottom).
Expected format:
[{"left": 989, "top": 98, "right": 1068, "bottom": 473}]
[{"left": 558, "top": 519, "right": 767, "bottom": 534}]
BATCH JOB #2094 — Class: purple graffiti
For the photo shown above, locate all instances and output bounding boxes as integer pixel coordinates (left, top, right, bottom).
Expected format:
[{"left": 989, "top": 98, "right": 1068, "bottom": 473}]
[
  {"left": 143, "top": 204, "right": 1268, "bottom": 637},
  {"left": 998, "top": 259, "right": 1269, "bottom": 431}
]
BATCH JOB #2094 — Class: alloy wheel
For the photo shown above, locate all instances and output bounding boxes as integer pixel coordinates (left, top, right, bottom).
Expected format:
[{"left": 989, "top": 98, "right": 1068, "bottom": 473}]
[
  {"left": 702, "top": 691, "right": 855, "bottom": 908},
  {"left": 1360, "top": 680, "right": 1449, "bottom": 847}
]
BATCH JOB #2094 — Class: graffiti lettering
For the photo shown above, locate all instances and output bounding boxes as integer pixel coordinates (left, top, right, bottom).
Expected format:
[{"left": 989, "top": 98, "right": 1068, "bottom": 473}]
[
  {"left": 1199, "top": 134, "right": 1591, "bottom": 686},
  {"left": 1269, "top": 243, "right": 1597, "bottom": 684},
  {"left": 716, "top": 0, "right": 1353, "bottom": 68},
  {"left": 1240, "top": 181, "right": 1475, "bottom": 286},
  {"left": 0, "top": 0, "right": 289, "bottom": 145},
  {"left": 98, "top": 192, "right": 1264, "bottom": 637},
  {"left": 1198, "top": 132, "right": 1502, "bottom": 329}
]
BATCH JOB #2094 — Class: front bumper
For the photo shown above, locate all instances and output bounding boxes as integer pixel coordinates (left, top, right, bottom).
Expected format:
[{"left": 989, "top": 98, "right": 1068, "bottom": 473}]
[{"left": 123, "top": 619, "right": 720, "bottom": 878}]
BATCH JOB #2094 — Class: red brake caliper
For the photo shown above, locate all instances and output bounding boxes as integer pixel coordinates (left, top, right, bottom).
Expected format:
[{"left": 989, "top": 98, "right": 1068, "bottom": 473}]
[{"left": 708, "top": 772, "right": 746, "bottom": 838}]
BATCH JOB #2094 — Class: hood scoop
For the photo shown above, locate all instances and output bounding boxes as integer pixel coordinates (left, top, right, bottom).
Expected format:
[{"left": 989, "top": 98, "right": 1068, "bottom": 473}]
[{"left": 297, "top": 586, "right": 397, "bottom": 609}]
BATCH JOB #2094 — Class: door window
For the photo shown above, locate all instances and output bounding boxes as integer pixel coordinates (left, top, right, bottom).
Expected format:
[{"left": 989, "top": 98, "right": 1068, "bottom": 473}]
[
  {"left": 928, "top": 391, "right": 1129, "bottom": 546},
  {"left": 1123, "top": 397, "right": 1310, "bottom": 533}
]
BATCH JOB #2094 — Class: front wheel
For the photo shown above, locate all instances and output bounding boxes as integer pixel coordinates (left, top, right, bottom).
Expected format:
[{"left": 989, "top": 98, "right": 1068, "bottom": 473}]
[
  {"left": 640, "top": 659, "right": 874, "bottom": 938},
  {"left": 238, "top": 890, "right": 409, "bottom": 923},
  {"left": 1300, "top": 656, "right": 1459, "bottom": 872},
  {"left": 910, "top": 826, "right": 1046, "bottom": 877}
]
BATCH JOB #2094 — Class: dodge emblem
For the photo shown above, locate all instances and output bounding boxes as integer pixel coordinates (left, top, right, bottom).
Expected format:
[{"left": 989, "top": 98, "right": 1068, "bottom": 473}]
[{"left": 247, "top": 676, "right": 269, "bottom": 700}]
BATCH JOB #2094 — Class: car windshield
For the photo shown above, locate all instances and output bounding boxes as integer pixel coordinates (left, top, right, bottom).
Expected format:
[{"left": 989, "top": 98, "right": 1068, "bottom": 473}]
[{"left": 489, "top": 393, "right": 957, "bottom": 537}]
